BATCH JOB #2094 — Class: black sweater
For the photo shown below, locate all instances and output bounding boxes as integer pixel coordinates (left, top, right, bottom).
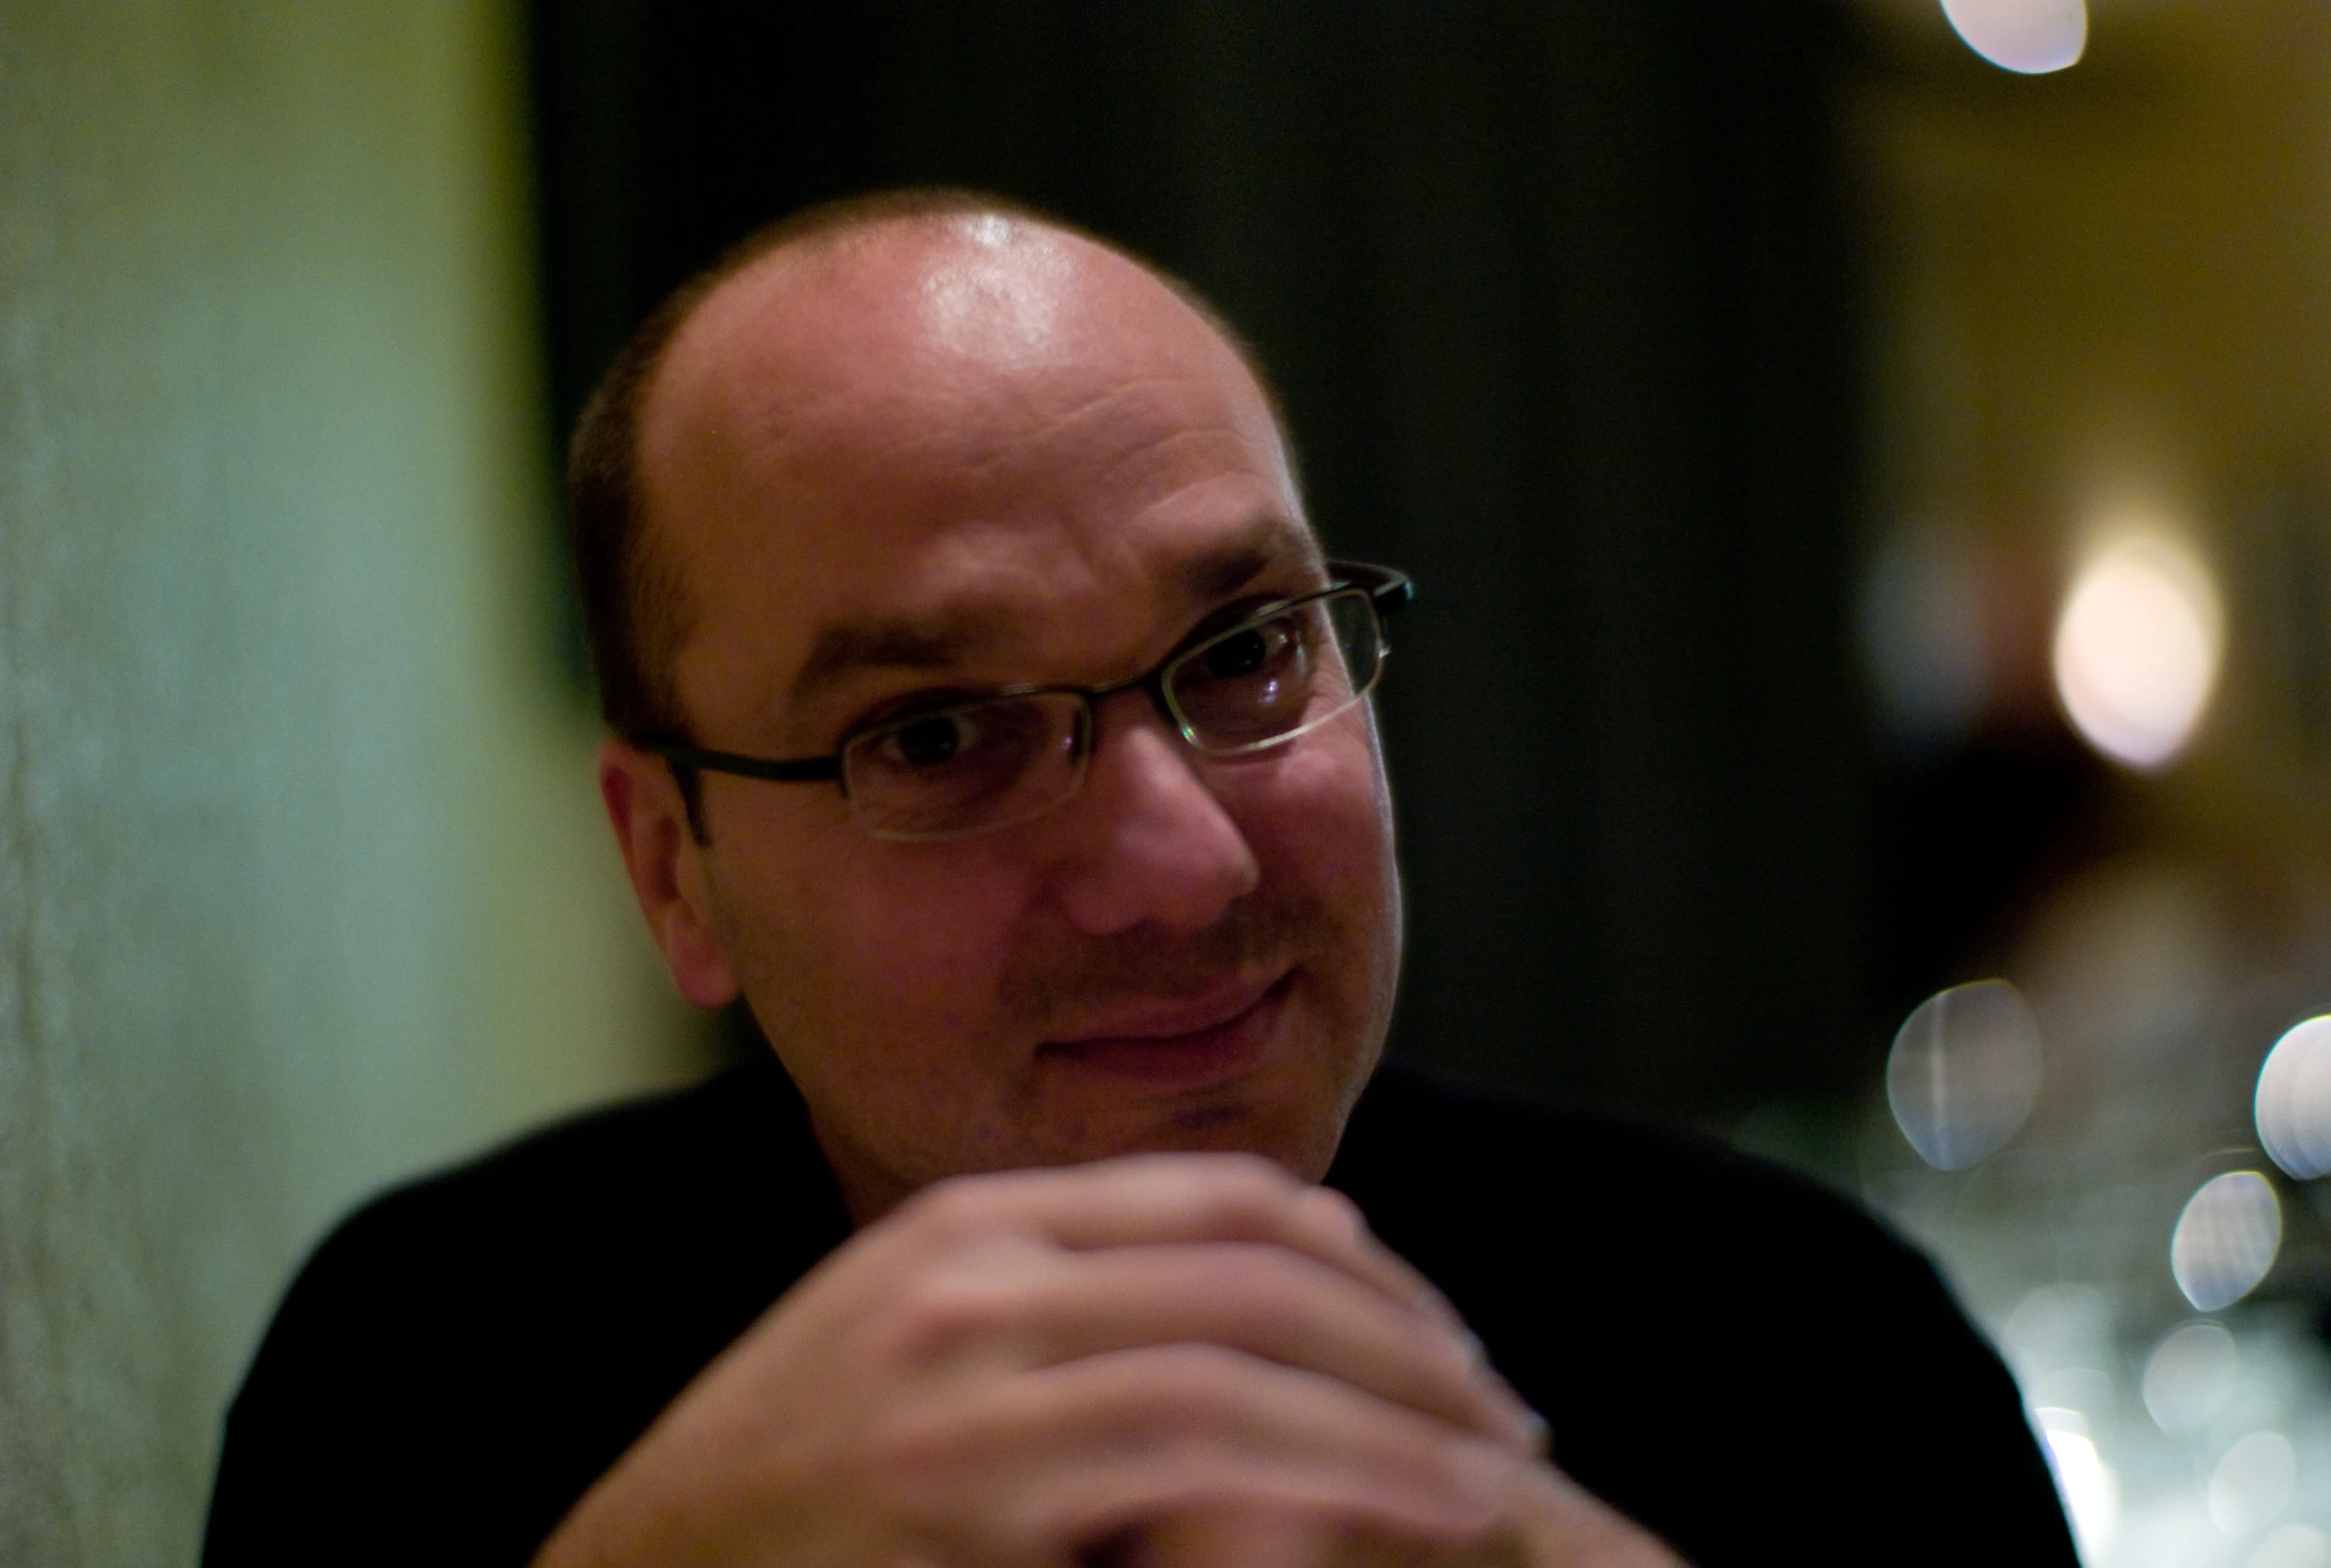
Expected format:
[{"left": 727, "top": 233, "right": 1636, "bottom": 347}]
[{"left": 204, "top": 1055, "right": 2075, "bottom": 1566}]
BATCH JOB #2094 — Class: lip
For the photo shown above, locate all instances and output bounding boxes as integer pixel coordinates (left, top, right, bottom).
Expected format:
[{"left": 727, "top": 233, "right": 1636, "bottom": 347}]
[{"left": 1037, "top": 970, "right": 1292, "bottom": 1089}]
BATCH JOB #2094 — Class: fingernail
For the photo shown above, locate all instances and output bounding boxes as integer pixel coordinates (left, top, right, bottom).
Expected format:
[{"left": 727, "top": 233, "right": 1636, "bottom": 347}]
[{"left": 1521, "top": 1409, "right": 1552, "bottom": 1457}]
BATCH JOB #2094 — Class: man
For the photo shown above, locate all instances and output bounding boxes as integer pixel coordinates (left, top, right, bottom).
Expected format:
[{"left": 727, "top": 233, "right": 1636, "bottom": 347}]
[{"left": 204, "top": 191, "right": 2076, "bottom": 1566}]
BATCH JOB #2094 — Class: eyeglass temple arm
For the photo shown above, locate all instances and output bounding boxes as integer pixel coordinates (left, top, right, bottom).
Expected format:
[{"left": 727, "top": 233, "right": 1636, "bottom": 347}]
[
  {"left": 1327, "top": 559, "right": 1415, "bottom": 619},
  {"left": 642, "top": 740, "right": 842, "bottom": 782}
]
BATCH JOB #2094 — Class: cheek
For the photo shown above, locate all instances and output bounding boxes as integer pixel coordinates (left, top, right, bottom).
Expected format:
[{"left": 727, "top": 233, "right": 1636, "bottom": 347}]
[
  {"left": 722, "top": 819, "right": 1035, "bottom": 1034},
  {"left": 1234, "top": 722, "right": 1398, "bottom": 911}
]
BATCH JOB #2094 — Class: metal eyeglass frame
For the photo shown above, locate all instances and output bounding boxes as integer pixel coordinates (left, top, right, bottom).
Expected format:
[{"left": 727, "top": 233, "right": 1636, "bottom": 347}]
[{"left": 642, "top": 558, "right": 1413, "bottom": 837}]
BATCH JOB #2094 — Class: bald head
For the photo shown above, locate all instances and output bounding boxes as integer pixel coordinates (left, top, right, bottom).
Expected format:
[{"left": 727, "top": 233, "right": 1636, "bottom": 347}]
[{"left": 567, "top": 191, "right": 1296, "bottom": 746}]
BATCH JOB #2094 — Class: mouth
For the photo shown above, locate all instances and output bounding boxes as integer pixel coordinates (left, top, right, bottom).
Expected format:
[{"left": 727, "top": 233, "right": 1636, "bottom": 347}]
[{"left": 1036, "top": 970, "right": 1294, "bottom": 1090}]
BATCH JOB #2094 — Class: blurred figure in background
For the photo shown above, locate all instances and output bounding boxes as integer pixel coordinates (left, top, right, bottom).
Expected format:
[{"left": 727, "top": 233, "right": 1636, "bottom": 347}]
[{"left": 200, "top": 191, "right": 2073, "bottom": 1566}]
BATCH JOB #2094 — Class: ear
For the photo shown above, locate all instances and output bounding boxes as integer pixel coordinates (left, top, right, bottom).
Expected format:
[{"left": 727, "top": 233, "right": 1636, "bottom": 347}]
[{"left": 597, "top": 736, "right": 742, "bottom": 1009}]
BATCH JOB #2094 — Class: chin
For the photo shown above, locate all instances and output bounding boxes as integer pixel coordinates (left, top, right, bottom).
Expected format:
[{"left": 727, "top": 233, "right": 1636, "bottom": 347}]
[{"left": 1073, "top": 1075, "right": 1354, "bottom": 1182}]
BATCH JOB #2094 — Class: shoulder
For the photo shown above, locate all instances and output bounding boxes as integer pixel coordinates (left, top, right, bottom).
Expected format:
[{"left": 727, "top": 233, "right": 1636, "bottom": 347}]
[
  {"left": 1332, "top": 1063, "right": 2075, "bottom": 1566},
  {"left": 1331, "top": 1060, "right": 1912, "bottom": 1291},
  {"left": 296, "top": 1050, "right": 843, "bottom": 1300},
  {"left": 205, "top": 1053, "right": 848, "bottom": 1566},
  {"left": 253, "top": 1048, "right": 849, "bottom": 1421}
]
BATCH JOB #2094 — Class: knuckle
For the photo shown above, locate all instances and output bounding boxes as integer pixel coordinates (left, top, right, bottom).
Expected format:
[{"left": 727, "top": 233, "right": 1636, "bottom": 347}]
[
  {"left": 876, "top": 1270, "right": 1015, "bottom": 1364},
  {"left": 1296, "top": 1181, "right": 1365, "bottom": 1235},
  {"left": 1173, "top": 1152, "right": 1303, "bottom": 1230},
  {"left": 1208, "top": 1149, "right": 1302, "bottom": 1197},
  {"left": 895, "top": 1173, "right": 997, "bottom": 1240}
]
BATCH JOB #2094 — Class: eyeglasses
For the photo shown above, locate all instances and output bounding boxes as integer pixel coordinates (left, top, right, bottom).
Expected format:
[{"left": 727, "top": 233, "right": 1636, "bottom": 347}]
[{"left": 645, "top": 559, "right": 1413, "bottom": 842}]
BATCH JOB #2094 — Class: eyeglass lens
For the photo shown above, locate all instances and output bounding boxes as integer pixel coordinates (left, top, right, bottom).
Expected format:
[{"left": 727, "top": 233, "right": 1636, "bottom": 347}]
[
  {"left": 843, "top": 692, "right": 1088, "bottom": 840},
  {"left": 1167, "top": 590, "right": 1380, "bottom": 751},
  {"left": 840, "top": 587, "right": 1384, "bottom": 839}
]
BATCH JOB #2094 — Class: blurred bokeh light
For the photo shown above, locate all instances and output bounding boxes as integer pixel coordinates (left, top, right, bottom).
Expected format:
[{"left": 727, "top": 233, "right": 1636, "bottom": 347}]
[
  {"left": 2050, "top": 534, "right": 2222, "bottom": 771},
  {"left": 2256, "top": 1017, "right": 2331, "bottom": 1181},
  {"left": 1941, "top": 0, "right": 2088, "bottom": 74},
  {"left": 1886, "top": 978, "right": 2044, "bottom": 1170},
  {"left": 2210, "top": 1430, "right": 2299, "bottom": 1539},
  {"left": 2247, "top": 1525, "right": 2331, "bottom": 1568},
  {"left": 2171, "top": 1173, "right": 2283, "bottom": 1314},
  {"left": 2142, "top": 1321, "right": 2238, "bottom": 1436}
]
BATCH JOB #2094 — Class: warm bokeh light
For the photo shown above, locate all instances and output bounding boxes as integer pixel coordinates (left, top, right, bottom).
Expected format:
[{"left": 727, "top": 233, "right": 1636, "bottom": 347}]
[
  {"left": 1940, "top": 0, "right": 2087, "bottom": 75},
  {"left": 2141, "top": 1320, "right": 2238, "bottom": 1435},
  {"left": 2051, "top": 535, "right": 2223, "bottom": 770},
  {"left": 2170, "top": 1172, "right": 2282, "bottom": 1312},
  {"left": 1885, "top": 978, "right": 2044, "bottom": 1170},
  {"left": 2256, "top": 1015, "right": 2331, "bottom": 1180}
]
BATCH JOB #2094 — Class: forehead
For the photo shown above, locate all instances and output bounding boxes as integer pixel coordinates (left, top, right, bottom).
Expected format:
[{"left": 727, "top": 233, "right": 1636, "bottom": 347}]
[{"left": 640, "top": 218, "right": 1314, "bottom": 731}]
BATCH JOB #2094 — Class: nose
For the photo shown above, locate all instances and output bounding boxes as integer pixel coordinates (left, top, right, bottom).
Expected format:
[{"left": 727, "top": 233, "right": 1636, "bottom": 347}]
[{"left": 1046, "top": 694, "right": 1262, "bottom": 936}]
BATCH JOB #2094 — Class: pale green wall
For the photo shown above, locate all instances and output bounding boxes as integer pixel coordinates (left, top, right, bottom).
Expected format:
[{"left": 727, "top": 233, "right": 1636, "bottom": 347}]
[{"left": 0, "top": 5, "right": 699, "bottom": 1561}]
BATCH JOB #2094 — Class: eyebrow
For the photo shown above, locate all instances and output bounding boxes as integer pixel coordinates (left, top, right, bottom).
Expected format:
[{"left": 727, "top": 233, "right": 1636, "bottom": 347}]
[{"left": 786, "top": 515, "right": 1319, "bottom": 711}]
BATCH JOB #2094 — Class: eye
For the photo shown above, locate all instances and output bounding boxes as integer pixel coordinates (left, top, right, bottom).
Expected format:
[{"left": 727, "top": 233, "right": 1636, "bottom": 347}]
[
  {"left": 879, "top": 710, "right": 974, "bottom": 770},
  {"left": 855, "top": 695, "right": 1075, "bottom": 782},
  {"left": 1192, "top": 614, "right": 1303, "bottom": 684},
  {"left": 1202, "top": 627, "right": 1268, "bottom": 679}
]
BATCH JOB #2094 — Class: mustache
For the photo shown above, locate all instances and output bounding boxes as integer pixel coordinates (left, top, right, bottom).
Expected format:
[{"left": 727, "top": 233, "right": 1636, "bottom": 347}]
[{"left": 999, "top": 886, "right": 1334, "bottom": 1024}]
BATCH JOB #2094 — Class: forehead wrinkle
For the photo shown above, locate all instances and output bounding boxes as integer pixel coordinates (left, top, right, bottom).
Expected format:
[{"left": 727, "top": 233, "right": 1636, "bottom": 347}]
[
  {"left": 962, "top": 369, "right": 1284, "bottom": 491},
  {"left": 784, "top": 514, "right": 1319, "bottom": 714}
]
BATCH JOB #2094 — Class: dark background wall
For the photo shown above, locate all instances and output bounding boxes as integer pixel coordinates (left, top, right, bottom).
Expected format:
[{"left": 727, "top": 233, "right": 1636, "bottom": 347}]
[{"left": 525, "top": 0, "right": 1887, "bottom": 1120}]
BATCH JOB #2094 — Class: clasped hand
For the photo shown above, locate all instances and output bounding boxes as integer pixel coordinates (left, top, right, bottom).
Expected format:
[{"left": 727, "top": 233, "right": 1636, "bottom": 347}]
[{"left": 533, "top": 1154, "right": 1684, "bottom": 1568}]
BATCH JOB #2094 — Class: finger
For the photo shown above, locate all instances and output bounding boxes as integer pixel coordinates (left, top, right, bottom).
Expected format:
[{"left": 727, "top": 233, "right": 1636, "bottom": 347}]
[
  {"left": 873, "top": 1341, "right": 1524, "bottom": 1563},
  {"left": 906, "top": 1154, "right": 1463, "bottom": 1331},
  {"left": 988, "top": 1241, "right": 1535, "bottom": 1450},
  {"left": 1109, "top": 1506, "right": 1357, "bottom": 1568},
  {"left": 1092, "top": 1511, "right": 1521, "bottom": 1568},
  {"left": 1498, "top": 1464, "right": 1688, "bottom": 1568}
]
